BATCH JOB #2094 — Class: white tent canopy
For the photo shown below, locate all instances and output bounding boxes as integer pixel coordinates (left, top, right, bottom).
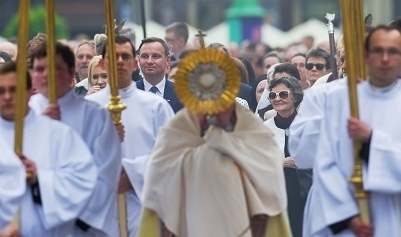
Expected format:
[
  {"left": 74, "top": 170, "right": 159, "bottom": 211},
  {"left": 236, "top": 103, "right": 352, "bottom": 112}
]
[
  {"left": 207, "top": 18, "right": 341, "bottom": 48},
  {"left": 129, "top": 18, "right": 341, "bottom": 49}
]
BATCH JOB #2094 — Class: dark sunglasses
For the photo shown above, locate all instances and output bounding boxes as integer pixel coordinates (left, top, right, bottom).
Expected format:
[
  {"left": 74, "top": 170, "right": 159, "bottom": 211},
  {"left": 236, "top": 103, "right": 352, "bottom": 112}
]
[
  {"left": 268, "top": 90, "right": 291, "bottom": 100},
  {"left": 306, "top": 63, "right": 325, "bottom": 71}
]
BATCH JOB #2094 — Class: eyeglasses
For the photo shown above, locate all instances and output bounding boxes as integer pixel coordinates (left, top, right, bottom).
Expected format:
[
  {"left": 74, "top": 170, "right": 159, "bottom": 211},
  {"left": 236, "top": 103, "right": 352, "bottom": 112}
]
[
  {"left": 305, "top": 63, "right": 325, "bottom": 71},
  {"left": 268, "top": 90, "right": 291, "bottom": 100},
  {"left": 368, "top": 48, "right": 401, "bottom": 58}
]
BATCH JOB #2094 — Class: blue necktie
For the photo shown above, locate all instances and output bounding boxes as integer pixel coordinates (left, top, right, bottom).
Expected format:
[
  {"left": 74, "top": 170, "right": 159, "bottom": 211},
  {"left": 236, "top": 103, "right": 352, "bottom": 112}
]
[{"left": 149, "top": 86, "right": 159, "bottom": 94}]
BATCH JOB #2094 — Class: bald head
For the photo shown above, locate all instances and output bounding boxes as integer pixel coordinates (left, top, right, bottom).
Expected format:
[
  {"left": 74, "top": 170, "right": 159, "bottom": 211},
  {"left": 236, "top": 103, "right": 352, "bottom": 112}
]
[{"left": 0, "top": 42, "right": 17, "bottom": 60}]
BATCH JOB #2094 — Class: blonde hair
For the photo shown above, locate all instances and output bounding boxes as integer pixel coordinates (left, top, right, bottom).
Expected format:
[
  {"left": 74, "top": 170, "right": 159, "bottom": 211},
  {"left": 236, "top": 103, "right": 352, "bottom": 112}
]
[
  {"left": 87, "top": 55, "right": 103, "bottom": 87},
  {"left": 336, "top": 34, "right": 344, "bottom": 55}
]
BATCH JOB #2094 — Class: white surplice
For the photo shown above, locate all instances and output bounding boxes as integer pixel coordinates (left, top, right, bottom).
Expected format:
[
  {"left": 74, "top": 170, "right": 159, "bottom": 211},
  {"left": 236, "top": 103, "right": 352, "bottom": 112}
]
[
  {"left": 0, "top": 134, "right": 26, "bottom": 230},
  {"left": 311, "top": 80, "right": 401, "bottom": 236},
  {"left": 288, "top": 78, "right": 346, "bottom": 169},
  {"left": 30, "top": 90, "right": 121, "bottom": 237},
  {"left": 0, "top": 110, "right": 97, "bottom": 237},
  {"left": 311, "top": 72, "right": 332, "bottom": 88},
  {"left": 86, "top": 83, "right": 174, "bottom": 237},
  {"left": 264, "top": 118, "right": 286, "bottom": 159},
  {"left": 287, "top": 78, "right": 352, "bottom": 237}
]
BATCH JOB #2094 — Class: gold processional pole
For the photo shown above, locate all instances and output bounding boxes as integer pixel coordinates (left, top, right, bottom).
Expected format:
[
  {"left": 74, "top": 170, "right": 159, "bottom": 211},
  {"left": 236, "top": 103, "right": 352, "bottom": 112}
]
[
  {"left": 339, "top": 0, "right": 370, "bottom": 223},
  {"left": 45, "top": 0, "right": 57, "bottom": 103},
  {"left": 13, "top": 0, "right": 31, "bottom": 230},
  {"left": 104, "top": 0, "right": 128, "bottom": 236}
]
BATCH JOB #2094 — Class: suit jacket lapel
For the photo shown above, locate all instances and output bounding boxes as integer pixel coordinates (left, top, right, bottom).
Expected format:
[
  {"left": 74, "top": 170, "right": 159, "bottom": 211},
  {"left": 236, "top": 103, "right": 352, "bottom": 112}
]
[
  {"left": 163, "top": 80, "right": 173, "bottom": 101},
  {"left": 136, "top": 79, "right": 145, "bottom": 90}
]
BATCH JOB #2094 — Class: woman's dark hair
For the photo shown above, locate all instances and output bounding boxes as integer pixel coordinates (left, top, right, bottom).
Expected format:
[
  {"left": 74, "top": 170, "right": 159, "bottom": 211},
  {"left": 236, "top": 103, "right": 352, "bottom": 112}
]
[
  {"left": 238, "top": 57, "right": 256, "bottom": 85},
  {"left": 232, "top": 57, "right": 249, "bottom": 84},
  {"left": 269, "top": 76, "right": 303, "bottom": 107}
]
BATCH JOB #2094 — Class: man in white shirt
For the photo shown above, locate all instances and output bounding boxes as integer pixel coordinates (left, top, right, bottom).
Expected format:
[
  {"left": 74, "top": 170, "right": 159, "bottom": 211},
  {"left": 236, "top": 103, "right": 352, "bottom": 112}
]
[
  {"left": 28, "top": 42, "right": 121, "bottom": 237},
  {"left": 86, "top": 35, "right": 174, "bottom": 237},
  {"left": 0, "top": 134, "right": 25, "bottom": 232},
  {"left": 309, "top": 25, "right": 401, "bottom": 237},
  {"left": 0, "top": 61, "right": 96, "bottom": 237}
]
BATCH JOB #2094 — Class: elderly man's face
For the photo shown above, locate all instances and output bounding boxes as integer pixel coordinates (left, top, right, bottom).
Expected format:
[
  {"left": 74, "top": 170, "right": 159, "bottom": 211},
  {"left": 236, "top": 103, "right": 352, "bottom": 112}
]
[{"left": 75, "top": 43, "right": 96, "bottom": 79}]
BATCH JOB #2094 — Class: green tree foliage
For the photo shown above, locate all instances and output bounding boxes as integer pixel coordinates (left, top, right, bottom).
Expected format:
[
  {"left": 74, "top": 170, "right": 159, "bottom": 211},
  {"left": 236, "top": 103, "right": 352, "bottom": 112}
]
[{"left": 2, "top": 5, "right": 70, "bottom": 40}]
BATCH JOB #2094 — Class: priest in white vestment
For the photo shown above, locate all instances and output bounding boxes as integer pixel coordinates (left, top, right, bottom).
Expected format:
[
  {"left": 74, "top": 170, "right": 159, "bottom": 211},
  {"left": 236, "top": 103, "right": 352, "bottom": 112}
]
[
  {"left": 138, "top": 103, "right": 292, "bottom": 237},
  {"left": 0, "top": 134, "right": 25, "bottom": 230},
  {"left": 28, "top": 41, "right": 121, "bottom": 237},
  {"left": 0, "top": 61, "right": 97, "bottom": 237},
  {"left": 137, "top": 46, "right": 291, "bottom": 237},
  {"left": 86, "top": 35, "right": 174, "bottom": 237},
  {"left": 310, "top": 26, "right": 401, "bottom": 236}
]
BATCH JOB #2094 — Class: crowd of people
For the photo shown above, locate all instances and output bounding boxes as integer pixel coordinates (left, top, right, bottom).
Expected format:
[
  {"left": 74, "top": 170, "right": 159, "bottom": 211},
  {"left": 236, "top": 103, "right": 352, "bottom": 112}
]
[{"left": 0, "top": 16, "right": 401, "bottom": 237}]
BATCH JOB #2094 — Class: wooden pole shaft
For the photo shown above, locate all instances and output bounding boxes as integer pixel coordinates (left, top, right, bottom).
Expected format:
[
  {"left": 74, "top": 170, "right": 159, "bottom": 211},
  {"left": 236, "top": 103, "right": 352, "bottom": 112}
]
[
  {"left": 15, "top": 0, "right": 30, "bottom": 158},
  {"left": 13, "top": 0, "right": 31, "bottom": 230},
  {"left": 339, "top": 0, "right": 370, "bottom": 223},
  {"left": 45, "top": 0, "right": 57, "bottom": 103},
  {"left": 104, "top": 1, "right": 128, "bottom": 236}
]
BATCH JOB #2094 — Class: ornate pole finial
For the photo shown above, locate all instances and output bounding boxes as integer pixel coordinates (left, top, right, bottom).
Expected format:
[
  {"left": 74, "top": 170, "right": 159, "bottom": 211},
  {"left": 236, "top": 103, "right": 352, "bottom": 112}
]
[
  {"left": 325, "top": 12, "right": 338, "bottom": 80},
  {"left": 325, "top": 13, "right": 335, "bottom": 33},
  {"left": 195, "top": 30, "right": 207, "bottom": 48}
]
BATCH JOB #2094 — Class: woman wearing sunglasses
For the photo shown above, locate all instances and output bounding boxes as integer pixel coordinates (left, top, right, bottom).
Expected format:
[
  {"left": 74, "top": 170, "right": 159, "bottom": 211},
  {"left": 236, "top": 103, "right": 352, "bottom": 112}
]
[
  {"left": 264, "top": 76, "right": 309, "bottom": 237},
  {"left": 264, "top": 76, "right": 303, "bottom": 164}
]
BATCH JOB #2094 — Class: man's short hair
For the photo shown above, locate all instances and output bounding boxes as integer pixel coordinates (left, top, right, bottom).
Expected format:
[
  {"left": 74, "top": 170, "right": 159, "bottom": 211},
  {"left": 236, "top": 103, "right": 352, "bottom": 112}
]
[
  {"left": 273, "top": 63, "right": 301, "bottom": 81},
  {"left": 119, "top": 22, "right": 137, "bottom": 43},
  {"left": 101, "top": 35, "right": 137, "bottom": 59},
  {"left": 306, "top": 48, "right": 331, "bottom": 70},
  {"left": 263, "top": 51, "right": 283, "bottom": 63},
  {"left": 29, "top": 41, "right": 75, "bottom": 71},
  {"left": 165, "top": 22, "right": 189, "bottom": 42},
  {"left": 291, "top": 53, "right": 306, "bottom": 60},
  {"left": 0, "top": 61, "right": 32, "bottom": 89},
  {"left": 364, "top": 25, "right": 401, "bottom": 52},
  {"left": 27, "top": 33, "right": 47, "bottom": 57},
  {"left": 75, "top": 41, "right": 95, "bottom": 56},
  {"left": 137, "top": 37, "right": 170, "bottom": 57}
]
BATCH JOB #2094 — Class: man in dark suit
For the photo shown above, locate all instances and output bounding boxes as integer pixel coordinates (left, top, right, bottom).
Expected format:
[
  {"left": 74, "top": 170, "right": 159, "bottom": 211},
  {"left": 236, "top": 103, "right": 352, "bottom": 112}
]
[{"left": 136, "top": 37, "right": 183, "bottom": 113}]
